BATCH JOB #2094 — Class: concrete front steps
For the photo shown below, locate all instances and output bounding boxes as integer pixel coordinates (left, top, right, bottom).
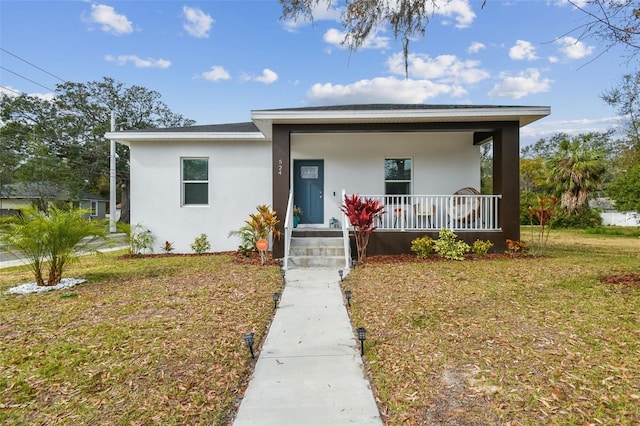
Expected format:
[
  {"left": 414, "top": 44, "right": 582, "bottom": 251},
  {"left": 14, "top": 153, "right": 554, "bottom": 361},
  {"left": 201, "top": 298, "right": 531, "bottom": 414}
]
[{"left": 287, "top": 230, "right": 348, "bottom": 269}]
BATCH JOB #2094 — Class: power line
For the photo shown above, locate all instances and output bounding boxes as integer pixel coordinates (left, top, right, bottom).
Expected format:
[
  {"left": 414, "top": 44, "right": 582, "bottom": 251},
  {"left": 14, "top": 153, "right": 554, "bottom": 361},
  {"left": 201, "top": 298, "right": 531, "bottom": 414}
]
[
  {"left": 0, "top": 66, "right": 56, "bottom": 92},
  {"left": 0, "top": 48, "right": 66, "bottom": 83},
  {"left": 0, "top": 86, "right": 22, "bottom": 96}
]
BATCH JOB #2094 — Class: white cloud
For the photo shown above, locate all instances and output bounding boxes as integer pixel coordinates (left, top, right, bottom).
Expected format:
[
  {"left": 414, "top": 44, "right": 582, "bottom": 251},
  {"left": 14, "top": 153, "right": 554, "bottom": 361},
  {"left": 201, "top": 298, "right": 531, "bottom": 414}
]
[
  {"left": 488, "top": 68, "right": 552, "bottom": 99},
  {"left": 201, "top": 66, "right": 231, "bottom": 81},
  {"left": 548, "top": 56, "right": 559, "bottom": 63},
  {"left": 307, "top": 76, "right": 463, "bottom": 105},
  {"left": 468, "top": 41, "right": 485, "bottom": 53},
  {"left": 555, "top": 36, "right": 595, "bottom": 60},
  {"left": 0, "top": 86, "right": 55, "bottom": 101},
  {"left": 254, "top": 69, "right": 279, "bottom": 84},
  {"left": 509, "top": 40, "right": 538, "bottom": 61},
  {"left": 433, "top": 0, "right": 476, "bottom": 28},
  {"left": 521, "top": 115, "right": 623, "bottom": 146},
  {"left": 387, "top": 52, "right": 490, "bottom": 85},
  {"left": 83, "top": 4, "right": 133, "bottom": 35},
  {"left": 554, "top": 0, "right": 589, "bottom": 8},
  {"left": 282, "top": 3, "right": 341, "bottom": 32},
  {"left": 105, "top": 54, "right": 171, "bottom": 68},
  {"left": 182, "top": 6, "right": 214, "bottom": 38},
  {"left": 324, "top": 28, "right": 390, "bottom": 50}
]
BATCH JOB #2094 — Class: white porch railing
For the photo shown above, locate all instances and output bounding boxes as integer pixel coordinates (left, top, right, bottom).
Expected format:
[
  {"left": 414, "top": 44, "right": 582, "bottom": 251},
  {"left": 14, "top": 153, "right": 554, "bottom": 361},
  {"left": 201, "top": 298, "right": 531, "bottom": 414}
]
[
  {"left": 341, "top": 189, "right": 352, "bottom": 270},
  {"left": 283, "top": 190, "right": 294, "bottom": 270},
  {"left": 355, "top": 194, "right": 502, "bottom": 231}
]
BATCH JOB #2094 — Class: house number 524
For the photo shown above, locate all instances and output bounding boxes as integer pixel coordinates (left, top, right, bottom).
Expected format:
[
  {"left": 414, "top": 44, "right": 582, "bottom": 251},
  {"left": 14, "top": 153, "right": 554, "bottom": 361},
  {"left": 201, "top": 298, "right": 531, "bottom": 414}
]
[{"left": 278, "top": 159, "right": 283, "bottom": 175}]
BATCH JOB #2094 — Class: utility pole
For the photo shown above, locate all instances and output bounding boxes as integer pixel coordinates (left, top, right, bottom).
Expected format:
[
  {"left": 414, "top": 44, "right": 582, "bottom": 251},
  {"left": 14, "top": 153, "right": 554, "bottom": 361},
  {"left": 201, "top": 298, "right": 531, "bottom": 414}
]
[{"left": 109, "top": 111, "right": 117, "bottom": 233}]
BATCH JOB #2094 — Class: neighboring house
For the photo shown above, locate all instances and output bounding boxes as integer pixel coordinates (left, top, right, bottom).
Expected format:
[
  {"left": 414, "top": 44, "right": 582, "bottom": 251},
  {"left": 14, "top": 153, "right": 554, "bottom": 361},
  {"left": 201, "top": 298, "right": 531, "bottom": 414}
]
[
  {"left": 0, "top": 182, "right": 108, "bottom": 220},
  {"left": 590, "top": 198, "right": 640, "bottom": 227},
  {"left": 106, "top": 104, "right": 550, "bottom": 257}
]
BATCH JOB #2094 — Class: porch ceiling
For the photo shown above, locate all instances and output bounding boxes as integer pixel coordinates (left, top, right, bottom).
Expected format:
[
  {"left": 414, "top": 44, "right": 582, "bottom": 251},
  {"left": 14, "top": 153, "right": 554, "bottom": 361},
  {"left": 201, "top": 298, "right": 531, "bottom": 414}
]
[{"left": 251, "top": 104, "right": 550, "bottom": 139}]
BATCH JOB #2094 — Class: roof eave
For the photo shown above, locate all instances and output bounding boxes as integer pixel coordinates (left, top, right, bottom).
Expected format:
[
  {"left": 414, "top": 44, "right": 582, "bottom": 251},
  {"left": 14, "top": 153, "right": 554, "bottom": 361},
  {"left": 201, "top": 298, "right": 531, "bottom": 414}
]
[
  {"left": 105, "top": 131, "right": 266, "bottom": 146},
  {"left": 250, "top": 106, "right": 551, "bottom": 138}
]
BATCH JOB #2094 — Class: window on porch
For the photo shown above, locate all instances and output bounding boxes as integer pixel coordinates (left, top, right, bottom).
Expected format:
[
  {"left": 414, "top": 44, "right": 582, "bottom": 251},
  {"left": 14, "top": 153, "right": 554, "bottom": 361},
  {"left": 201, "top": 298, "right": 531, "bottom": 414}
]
[{"left": 384, "top": 158, "right": 412, "bottom": 198}]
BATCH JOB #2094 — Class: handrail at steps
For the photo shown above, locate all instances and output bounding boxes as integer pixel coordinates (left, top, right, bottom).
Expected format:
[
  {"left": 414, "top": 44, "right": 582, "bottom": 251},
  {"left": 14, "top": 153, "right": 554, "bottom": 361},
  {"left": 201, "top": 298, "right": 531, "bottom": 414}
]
[
  {"left": 283, "top": 190, "right": 294, "bottom": 270},
  {"left": 341, "top": 189, "right": 351, "bottom": 271}
]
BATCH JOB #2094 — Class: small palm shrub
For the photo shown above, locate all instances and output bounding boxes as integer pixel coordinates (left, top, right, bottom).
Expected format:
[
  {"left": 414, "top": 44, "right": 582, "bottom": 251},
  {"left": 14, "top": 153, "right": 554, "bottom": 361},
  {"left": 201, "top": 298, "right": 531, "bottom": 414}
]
[
  {"left": 190, "top": 233, "right": 211, "bottom": 254},
  {"left": 128, "top": 224, "right": 155, "bottom": 255},
  {"left": 410, "top": 236, "right": 434, "bottom": 259},
  {"left": 472, "top": 239, "right": 493, "bottom": 256},
  {"left": 433, "top": 229, "right": 470, "bottom": 261},
  {"left": 0, "top": 205, "right": 106, "bottom": 286}
]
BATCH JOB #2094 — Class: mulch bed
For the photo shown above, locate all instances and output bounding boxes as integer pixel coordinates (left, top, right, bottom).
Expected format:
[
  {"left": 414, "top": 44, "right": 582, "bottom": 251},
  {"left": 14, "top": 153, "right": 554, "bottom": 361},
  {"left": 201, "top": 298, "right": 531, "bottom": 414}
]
[
  {"left": 117, "top": 251, "right": 640, "bottom": 286},
  {"left": 600, "top": 273, "right": 640, "bottom": 287}
]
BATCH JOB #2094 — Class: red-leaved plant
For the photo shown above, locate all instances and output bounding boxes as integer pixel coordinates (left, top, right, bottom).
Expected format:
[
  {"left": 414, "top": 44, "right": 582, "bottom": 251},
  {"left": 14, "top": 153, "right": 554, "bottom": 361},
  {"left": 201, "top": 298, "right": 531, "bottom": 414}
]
[{"left": 340, "top": 194, "right": 385, "bottom": 263}]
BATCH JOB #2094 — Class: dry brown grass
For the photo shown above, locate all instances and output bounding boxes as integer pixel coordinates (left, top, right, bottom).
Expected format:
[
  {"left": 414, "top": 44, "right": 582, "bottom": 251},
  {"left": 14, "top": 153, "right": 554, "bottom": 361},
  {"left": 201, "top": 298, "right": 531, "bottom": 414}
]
[
  {"left": 0, "top": 252, "right": 281, "bottom": 425},
  {"left": 345, "top": 229, "right": 640, "bottom": 425}
]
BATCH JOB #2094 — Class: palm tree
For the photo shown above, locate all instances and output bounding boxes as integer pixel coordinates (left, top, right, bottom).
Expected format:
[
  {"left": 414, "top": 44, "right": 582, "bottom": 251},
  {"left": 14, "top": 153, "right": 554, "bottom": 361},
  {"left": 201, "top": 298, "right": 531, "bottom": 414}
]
[{"left": 549, "top": 138, "right": 607, "bottom": 214}]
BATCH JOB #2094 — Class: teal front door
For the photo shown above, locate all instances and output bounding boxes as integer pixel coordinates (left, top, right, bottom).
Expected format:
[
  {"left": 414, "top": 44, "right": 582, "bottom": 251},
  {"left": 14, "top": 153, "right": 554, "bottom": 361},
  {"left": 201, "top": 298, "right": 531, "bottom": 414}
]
[{"left": 293, "top": 160, "right": 324, "bottom": 224}]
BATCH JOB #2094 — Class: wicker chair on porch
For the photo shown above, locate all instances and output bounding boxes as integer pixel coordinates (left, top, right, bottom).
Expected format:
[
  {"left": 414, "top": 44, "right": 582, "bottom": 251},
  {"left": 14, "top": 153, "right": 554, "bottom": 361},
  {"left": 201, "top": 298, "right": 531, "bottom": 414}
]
[{"left": 449, "top": 187, "right": 481, "bottom": 228}]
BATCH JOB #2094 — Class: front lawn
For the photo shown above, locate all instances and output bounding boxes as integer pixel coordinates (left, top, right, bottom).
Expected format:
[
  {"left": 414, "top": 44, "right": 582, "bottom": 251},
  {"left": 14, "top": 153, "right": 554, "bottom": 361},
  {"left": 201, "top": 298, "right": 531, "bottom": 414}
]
[
  {"left": 1, "top": 229, "right": 638, "bottom": 425},
  {"left": 345, "top": 229, "right": 640, "bottom": 424},
  {"left": 0, "top": 252, "right": 281, "bottom": 425}
]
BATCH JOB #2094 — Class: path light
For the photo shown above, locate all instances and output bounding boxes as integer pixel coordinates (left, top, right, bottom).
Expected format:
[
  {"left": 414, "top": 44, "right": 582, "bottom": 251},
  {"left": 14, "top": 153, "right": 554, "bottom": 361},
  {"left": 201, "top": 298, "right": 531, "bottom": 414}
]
[
  {"left": 244, "top": 332, "right": 255, "bottom": 359},
  {"left": 351, "top": 259, "right": 357, "bottom": 269},
  {"left": 273, "top": 292, "right": 280, "bottom": 309},
  {"left": 338, "top": 269, "right": 343, "bottom": 282},
  {"left": 280, "top": 267, "right": 286, "bottom": 285},
  {"left": 345, "top": 289, "right": 352, "bottom": 307},
  {"left": 357, "top": 327, "right": 367, "bottom": 356}
]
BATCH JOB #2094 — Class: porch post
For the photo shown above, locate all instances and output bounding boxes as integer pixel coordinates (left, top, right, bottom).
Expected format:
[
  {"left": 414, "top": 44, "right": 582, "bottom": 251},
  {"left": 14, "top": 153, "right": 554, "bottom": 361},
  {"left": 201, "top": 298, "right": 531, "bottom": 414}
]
[
  {"left": 272, "top": 124, "right": 290, "bottom": 259},
  {"left": 493, "top": 122, "right": 520, "bottom": 244}
]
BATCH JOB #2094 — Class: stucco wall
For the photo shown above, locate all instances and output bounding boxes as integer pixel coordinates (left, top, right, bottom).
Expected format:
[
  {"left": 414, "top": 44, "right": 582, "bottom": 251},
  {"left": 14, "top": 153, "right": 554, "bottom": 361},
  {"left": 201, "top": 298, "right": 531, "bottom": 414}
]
[
  {"left": 291, "top": 132, "right": 480, "bottom": 224},
  {"left": 129, "top": 140, "right": 272, "bottom": 253}
]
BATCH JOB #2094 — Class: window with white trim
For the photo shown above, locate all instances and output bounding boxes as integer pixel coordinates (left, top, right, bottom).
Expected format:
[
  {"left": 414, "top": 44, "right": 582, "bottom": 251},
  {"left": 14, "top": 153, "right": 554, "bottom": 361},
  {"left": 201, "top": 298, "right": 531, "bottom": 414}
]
[
  {"left": 384, "top": 158, "right": 412, "bottom": 196},
  {"left": 182, "top": 158, "right": 209, "bottom": 205}
]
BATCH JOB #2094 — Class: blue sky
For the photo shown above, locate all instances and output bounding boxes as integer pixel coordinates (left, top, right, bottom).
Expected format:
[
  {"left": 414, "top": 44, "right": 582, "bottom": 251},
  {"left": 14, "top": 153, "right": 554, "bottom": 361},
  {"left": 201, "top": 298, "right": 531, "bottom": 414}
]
[{"left": 0, "top": 0, "right": 635, "bottom": 146}]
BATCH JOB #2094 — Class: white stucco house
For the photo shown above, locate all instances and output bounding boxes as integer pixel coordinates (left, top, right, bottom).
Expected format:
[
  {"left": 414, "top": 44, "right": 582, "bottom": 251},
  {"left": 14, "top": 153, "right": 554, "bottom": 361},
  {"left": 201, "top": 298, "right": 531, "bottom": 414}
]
[{"left": 106, "top": 104, "right": 550, "bottom": 259}]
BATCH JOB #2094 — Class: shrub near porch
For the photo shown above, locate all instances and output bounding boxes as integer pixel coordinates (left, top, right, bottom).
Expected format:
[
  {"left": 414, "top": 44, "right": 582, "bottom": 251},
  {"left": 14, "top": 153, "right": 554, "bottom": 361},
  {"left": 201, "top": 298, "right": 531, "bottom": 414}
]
[{"left": 344, "top": 229, "right": 640, "bottom": 425}]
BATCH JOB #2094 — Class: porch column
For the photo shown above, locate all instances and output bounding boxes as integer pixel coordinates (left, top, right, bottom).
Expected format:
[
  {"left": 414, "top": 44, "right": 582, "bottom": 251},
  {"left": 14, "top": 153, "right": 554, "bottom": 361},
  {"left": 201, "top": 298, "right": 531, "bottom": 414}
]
[
  {"left": 272, "top": 124, "right": 290, "bottom": 259},
  {"left": 493, "top": 122, "right": 520, "bottom": 243}
]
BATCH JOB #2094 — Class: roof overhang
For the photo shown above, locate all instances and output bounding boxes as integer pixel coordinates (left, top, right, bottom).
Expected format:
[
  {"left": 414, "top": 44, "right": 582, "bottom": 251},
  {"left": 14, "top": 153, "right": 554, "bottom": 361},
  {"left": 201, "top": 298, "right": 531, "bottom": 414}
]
[
  {"left": 251, "top": 105, "right": 550, "bottom": 139},
  {"left": 105, "top": 131, "right": 266, "bottom": 146}
]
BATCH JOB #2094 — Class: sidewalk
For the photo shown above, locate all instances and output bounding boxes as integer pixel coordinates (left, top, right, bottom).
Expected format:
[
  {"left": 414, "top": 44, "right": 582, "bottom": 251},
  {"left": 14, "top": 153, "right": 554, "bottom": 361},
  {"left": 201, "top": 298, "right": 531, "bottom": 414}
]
[{"left": 232, "top": 268, "right": 382, "bottom": 426}]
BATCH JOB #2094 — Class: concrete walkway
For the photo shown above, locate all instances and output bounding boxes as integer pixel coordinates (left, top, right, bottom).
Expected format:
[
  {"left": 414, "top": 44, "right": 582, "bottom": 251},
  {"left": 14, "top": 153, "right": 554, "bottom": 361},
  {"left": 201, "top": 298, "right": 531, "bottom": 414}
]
[{"left": 232, "top": 268, "right": 382, "bottom": 426}]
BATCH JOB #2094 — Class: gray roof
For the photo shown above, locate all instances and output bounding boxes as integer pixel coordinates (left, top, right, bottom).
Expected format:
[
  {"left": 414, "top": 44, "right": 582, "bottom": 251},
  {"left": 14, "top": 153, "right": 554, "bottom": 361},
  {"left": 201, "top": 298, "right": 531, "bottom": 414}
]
[
  {"left": 1, "top": 182, "right": 107, "bottom": 202},
  {"left": 122, "top": 122, "right": 259, "bottom": 133},
  {"left": 256, "top": 104, "right": 541, "bottom": 112}
]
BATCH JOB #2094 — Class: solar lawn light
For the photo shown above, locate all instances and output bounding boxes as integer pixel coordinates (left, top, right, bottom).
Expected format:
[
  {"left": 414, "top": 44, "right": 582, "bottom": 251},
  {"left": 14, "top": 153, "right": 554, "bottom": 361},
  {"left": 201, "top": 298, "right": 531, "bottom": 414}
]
[
  {"left": 357, "top": 327, "right": 367, "bottom": 356},
  {"left": 280, "top": 267, "right": 286, "bottom": 284},
  {"left": 273, "top": 292, "right": 280, "bottom": 309},
  {"left": 244, "top": 332, "right": 255, "bottom": 359},
  {"left": 351, "top": 258, "right": 357, "bottom": 269},
  {"left": 338, "top": 269, "right": 343, "bottom": 282},
  {"left": 345, "top": 289, "right": 352, "bottom": 307}
]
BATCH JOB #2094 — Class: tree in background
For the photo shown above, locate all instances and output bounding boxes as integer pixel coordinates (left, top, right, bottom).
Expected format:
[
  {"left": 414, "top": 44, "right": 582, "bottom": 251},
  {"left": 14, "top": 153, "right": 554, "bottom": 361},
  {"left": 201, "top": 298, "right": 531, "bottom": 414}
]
[
  {"left": 549, "top": 138, "right": 607, "bottom": 214},
  {"left": 567, "top": 0, "right": 640, "bottom": 59},
  {"left": 601, "top": 71, "right": 640, "bottom": 212},
  {"left": 0, "top": 77, "right": 195, "bottom": 223}
]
